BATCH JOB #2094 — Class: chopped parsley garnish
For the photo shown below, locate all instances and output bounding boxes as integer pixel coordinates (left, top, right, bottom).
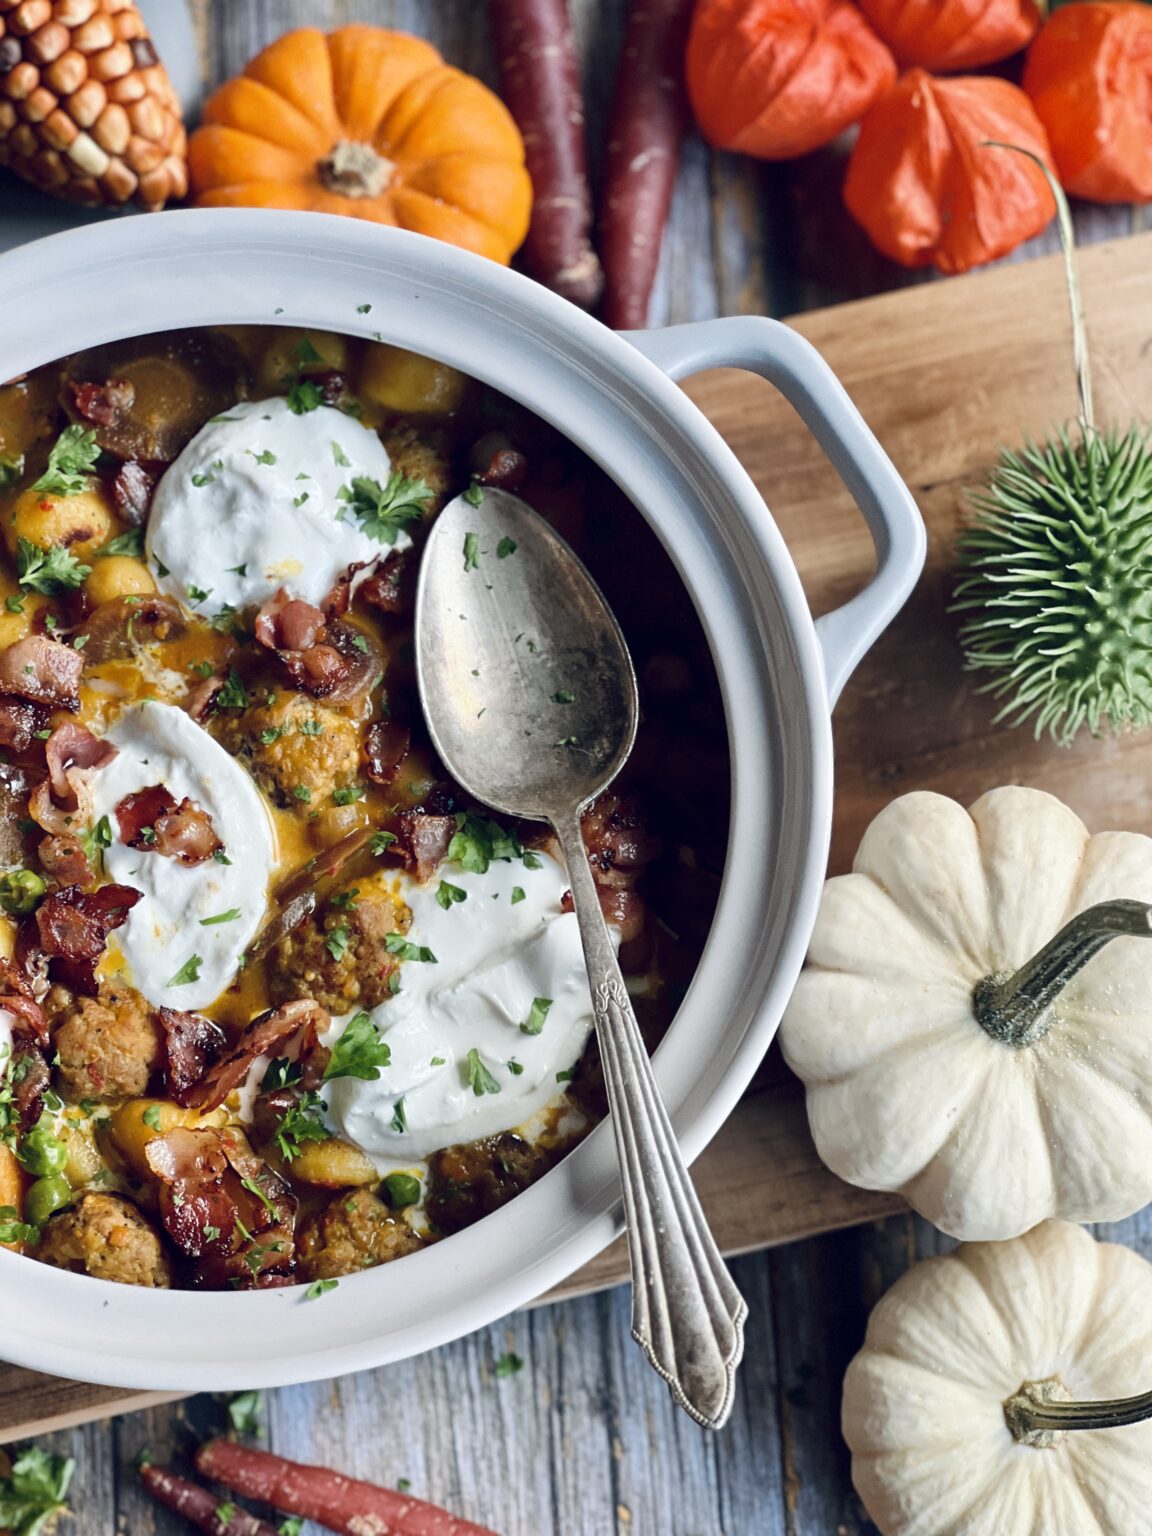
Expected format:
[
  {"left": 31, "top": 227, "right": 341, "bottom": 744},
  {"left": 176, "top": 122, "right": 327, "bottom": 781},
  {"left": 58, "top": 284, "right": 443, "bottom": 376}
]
[
  {"left": 556, "top": 1068, "right": 576, "bottom": 1083},
  {"left": 4, "top": 594, "right": 23, "bottom": 614},
  {"left": 72, "top": 633, "right": 89, "bottom": 652},
  {"left": 293, "top": 783, "right": 312, "bottom": 804},
  {"left": 357, "top": 302, "right": 373, "bottom": 314},
  {"left": 279, "top": 1521, "right": 304, "bottom": 1536},
  {"left": 191, "top": 660, "right": 214, "bottom": 679},
  {"left": 497, "top": 536, "right": 517, "bottom": 558},
  {"left": 555, "top": 736, "right": 580, "bottom": 748},
  {"left": 332, "top": 784, "right": 366, "bottom": 806},
  {"left": 293, "top": 491, "right": 310, "bottom": 508},
  {"left": 32, "top": 424, "right": 99, "bottom": 496},
  {"left": 186, "top": 583, "right": 212, "bottom": 605},
  {"left": 154, "top": 557, "right": 170, "bottom": 577},
  {"left": 227, "top": 563, "right": 248, "bottom": 577},
  {"left": 330, "top": 887, "right": 360, "bottom": 910},
  {"left": 384, "top": 934, "right": 437, "bottom": 963},
  {"left": 167, "top": 955, "right": 203, "bottom": 987},
  {"left": 511, "top": 886, "right": 526, "bottom": 905},
  {"left": 507, "top": 1058, "right": 524, "bottom": 1076},
  {"left": 467, "top": 1048, "right": 501, "bottom": 1097},
  {"left": 494, "top": 1352, "right": 524, "bottom": 1378},
  {"left": 81, "top": 814, "right": 113, "bottom": 873},
  {"left": 552, "top": 690, "right": 575, "bottom": 704},
  {"left": 210, "top": 604, "right": 246, "bottom": 639},
  {"left": 228, "top": 1389, "right": 264, "bottom": 1438},
  {"left": 305, "top": 1277, "right": 339, "bottom": 1301},
  {"left": 0, "top": 1443, "right": 75, "bottom": 1531},
  {"left": 350, "top": 632, "right": 370, "bottom": 654},
  {"left": 142, "top": 1105, "right": 163, "bottom": 1130},
  {"left": 325, "top": 922, "right": 350, "bottom": 962},
  {"left": 522, "top": 851, "right": 543, "bottom": 870},
  {"left": 447, "top": 813, "right": 522, "bottom": 874},
  {"left": 390, "top": 1097, "right": 407, "bottom": 1134},
  {"left": 324, "top": 1011, "right": 391, "bottom": 1082},
  {"left": 371, "top": 830, "right": 398, "bottom": 856},
  {"left": 191, "top": 459, "right": 224, "bottom": 488},
  {"left": 200, "top": 908, "right": 241, "bottom": 926},
  {"left": 520, "top": 997, "right": 552, "bottom": 1036},
  {"left": 214, "top": 849, "right": 232, "bottom": 865},
  {"left": 0, "top": 1204, "right": 39, "bottom": 1246},
  {"left": 247, "top": 448, "right": 277, "bottom": 466},
  {"left": 299, "top": 718, "right": 323, "bottom": 736},
  {"left": 338, "top": 471, "right": 432, "bottom": 545},
  {"left": 260, "top": 726, "right": 282, "bottom": 745},
  {"left": 275, "top": 1090, "right": 331, "bottom": 1161},
  {"left": 0, "top": 452, "right": 24, "bottom": 490},
  {"left": 332, "top": 441, "right": 351, "bottom": 468},
  {"left": 430, "top": 1056, "right": 446, "bottom": 1067},
  {"left": 16, "top": 538, "right": 90, "bottom": 595},
  {"left": 462, "top": 532, "right": 480, "bottom": 571},
  {"left": 464, "top": 482, "right": 485, "bottom": 507},
  {"left": 287, "top": 378, "right": 324, "bottom": 415},
  {"left": 97, "top": 528, "right": 145, "bottom": 559},
  {"left": 436, "top": 880, "right": 467, "bottom": 910},
  {"left": 295, "top": 336, "right": 323, "bottom": 366},
  {"left": 217, "top": 1503, "right": 237, "bottom": 1524},
  {"left": 217, "top": 668, "right": 250, "bottom": 709}
]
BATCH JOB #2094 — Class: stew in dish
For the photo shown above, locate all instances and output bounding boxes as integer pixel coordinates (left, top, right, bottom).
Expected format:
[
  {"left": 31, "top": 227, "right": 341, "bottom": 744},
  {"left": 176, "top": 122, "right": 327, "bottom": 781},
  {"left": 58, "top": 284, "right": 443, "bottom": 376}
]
[{"left": 0, "top": 326, "right": 728, "bottom": 1290}]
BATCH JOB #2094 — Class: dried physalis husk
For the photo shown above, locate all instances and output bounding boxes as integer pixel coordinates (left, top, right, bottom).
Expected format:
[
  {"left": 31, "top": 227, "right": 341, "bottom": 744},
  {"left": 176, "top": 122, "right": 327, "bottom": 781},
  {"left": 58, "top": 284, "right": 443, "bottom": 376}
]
[{"left": 0, "top": 0, "right": 187, "bottom": 211}]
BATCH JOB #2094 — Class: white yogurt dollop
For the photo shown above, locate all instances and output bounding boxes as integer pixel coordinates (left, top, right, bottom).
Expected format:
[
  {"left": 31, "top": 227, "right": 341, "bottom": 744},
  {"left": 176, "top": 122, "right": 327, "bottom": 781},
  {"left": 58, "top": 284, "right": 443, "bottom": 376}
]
[
  {"left": 146, "top": 397, "right": 403, "bottom": 610},
  {"left": 88, "top": 701, "right": 276, "bottom": 1011},
  {"left": 323, "top": 853, "right": 605, "bottom": 1164}
]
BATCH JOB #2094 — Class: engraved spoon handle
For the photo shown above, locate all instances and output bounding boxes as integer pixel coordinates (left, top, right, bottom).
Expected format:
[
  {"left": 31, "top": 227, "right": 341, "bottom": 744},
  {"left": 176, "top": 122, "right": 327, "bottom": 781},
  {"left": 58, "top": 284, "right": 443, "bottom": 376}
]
[{"left": 554, "top": 813, "right": 747, "bottom": 1430}]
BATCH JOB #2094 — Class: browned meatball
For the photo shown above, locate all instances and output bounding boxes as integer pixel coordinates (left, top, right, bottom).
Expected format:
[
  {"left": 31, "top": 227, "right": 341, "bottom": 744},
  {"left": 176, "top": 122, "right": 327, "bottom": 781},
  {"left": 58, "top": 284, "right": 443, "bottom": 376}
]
[
  {"left": 214, "top": 693, "right": 362, "bottom": 808},
  {"left": 53, "top": 986, "right": 160, "bottom": 1103},
  {"left": 297, "top": 1187, "right": 423, "bottom": 1281},
  {"left": 36, "top": 1193, "right": 171, "bottom": 1287},
  {"left": 269, "top": 879, "right": 409, "bottom": 1013},
  {"left": 426, "top": 1133, "right": 555, "bottom": 1237}
]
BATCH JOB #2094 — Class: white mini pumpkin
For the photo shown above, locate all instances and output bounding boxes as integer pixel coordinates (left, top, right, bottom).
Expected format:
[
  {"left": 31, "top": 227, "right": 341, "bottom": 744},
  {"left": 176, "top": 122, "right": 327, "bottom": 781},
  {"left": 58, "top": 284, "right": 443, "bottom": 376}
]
[
  {"left": 843, "top": 1221, "right": 1152, "bottom": 1536},
  {"left": 780, "top": 787, "right": 1152, "bottom": 1240}
]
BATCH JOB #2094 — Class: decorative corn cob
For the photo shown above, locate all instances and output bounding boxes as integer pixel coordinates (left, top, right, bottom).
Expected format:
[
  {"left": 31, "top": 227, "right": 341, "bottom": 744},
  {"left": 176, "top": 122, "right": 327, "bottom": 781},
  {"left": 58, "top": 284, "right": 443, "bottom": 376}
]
[{"left": 0, "top": 0, "right": 186, "bottom": 211}]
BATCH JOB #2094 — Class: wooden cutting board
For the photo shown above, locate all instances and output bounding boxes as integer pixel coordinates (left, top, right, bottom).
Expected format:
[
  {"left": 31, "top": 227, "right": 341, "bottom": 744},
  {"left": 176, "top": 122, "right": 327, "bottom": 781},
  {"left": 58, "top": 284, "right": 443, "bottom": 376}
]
[{"left": 2, "top": 231, "right": 1150, "bottom": 1442}]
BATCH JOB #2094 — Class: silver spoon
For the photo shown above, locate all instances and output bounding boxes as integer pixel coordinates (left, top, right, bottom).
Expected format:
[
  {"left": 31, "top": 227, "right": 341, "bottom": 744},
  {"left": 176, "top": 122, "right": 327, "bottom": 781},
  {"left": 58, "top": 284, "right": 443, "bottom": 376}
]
[{"left": 415, "top": 487, "right": 747, "bottom": 1430}]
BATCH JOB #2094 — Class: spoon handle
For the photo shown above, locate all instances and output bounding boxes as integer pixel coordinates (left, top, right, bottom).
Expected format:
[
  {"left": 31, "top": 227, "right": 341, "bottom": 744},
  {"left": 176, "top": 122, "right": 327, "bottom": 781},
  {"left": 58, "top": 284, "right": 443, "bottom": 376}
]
[{"left": 555, "top": 814, "right": 748, "bottom": 1430}]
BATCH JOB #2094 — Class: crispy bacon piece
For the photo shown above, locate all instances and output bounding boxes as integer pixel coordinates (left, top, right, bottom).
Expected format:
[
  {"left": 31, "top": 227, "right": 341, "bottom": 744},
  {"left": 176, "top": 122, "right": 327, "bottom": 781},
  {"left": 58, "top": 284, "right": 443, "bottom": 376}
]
[
  {"left": 254, "top": 589, "right": 325, "bottom": 654},
  {"left": 140, "top": 1465, "right": 279, "bottom": 1536},
  {"left": 195, "top": 1439, "right": 500, "bottom": 1536},
  {"left": 145, "top": 1125, "right": 296, "bottom": 1287},
  {"left": 115, "top": 785, "right": 223, "bottom": 865},
  {"left": 254, "top": 588, "right": 379, "bottom": 703},
  {"left": 561, "top": 792, "right": 660, "bottom": 946},
  {"left": 108, "top": 460, "right": 157, "bottom": 527},
  {"left": 0, "top": 634, "right": 83, "bottom": 709},
  {"left": 38, "top": 832, "right": 95, "bottom": 887},
  {"left": 80, "top": 593, "right": 185, "bottom": 663},
  {"left": 68, "top": 376, "right": 135, "bottom": 428},
  {"left": 365, "top": 720, "right": 410, "bottom": 785},
  {"left": 28, "top": 722, "right": 117, "bottom": 836},
  {"left": 394, "top": 810, "right": 455, "bottom": 882},
  {"left": 358, "top": 550, "right": 414, "bottom": 617},
  {"left": 188, "top": 999, "right": 328, "bottom": 1112},
  {"left": 157, "top": 1007, "right": 227, "bottom": 1107},
  {"left": 9, "top": 1029, "right": 49, "bottom": 1127},
  {"left": 0, "top": 697, "right": 48, "bottom": 753},
  {"left": 562, "top": 882, "right": 647, "bottom": 945},
  {"left": 33, "top": 882, "right": 142, "bottom": 995},
  {"left": 0, "top": 959, "right": 48, "bottom": 1047}
]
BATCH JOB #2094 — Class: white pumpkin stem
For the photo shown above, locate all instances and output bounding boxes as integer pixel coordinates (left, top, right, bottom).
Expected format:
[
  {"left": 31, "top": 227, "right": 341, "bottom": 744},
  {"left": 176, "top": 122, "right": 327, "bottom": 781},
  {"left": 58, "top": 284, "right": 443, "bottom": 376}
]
[
  {"left": 1006, "top": 1378, "right": 1152, "bottom": 1441},
  {"left": 973, "top": 899, "right": 1152, "bottom": 1048}
]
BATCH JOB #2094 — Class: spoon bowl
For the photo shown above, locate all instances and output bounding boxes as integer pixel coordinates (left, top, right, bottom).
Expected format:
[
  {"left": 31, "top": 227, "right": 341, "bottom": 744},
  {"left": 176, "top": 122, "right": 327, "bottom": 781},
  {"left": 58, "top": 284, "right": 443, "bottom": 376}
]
[
  {"left": 416, "top": 488, "right": 747, "bottom": 1431},
  {"left": 416, "top": 488, "right": 638, "bottom": 818}
]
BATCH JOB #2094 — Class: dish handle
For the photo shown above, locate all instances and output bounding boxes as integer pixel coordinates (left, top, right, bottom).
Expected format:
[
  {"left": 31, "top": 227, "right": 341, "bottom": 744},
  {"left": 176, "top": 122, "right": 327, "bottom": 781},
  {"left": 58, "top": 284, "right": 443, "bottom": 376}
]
[{"left": 624, "top": 317, "right": 926, "bottom": 708}]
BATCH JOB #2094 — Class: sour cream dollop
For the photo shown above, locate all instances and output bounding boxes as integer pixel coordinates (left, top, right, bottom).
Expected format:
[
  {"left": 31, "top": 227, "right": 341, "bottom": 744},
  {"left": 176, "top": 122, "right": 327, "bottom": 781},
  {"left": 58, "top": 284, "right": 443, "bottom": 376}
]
[
  {"left": 323, "top": 854, "right": 605, "bottom": 1163},
  {"left": 146, "top": 397, "right": 403, "bottom": 610},
  {"left": 88, "top": 701, "right": 276, "bottom": 1011}
]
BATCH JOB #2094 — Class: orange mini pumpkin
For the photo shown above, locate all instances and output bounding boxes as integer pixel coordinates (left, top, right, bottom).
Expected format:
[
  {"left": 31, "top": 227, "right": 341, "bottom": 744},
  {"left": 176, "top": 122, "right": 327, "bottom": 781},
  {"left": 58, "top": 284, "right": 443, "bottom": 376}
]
[
  {"left": 188, "top": 26, "right": 532, "bottom": 265},
  {"left": 1023, "top": 2, "right": 1152, "bottom": 204},
  {"left": 844, "top": 69, "right": 1056, "bottom": 274}
]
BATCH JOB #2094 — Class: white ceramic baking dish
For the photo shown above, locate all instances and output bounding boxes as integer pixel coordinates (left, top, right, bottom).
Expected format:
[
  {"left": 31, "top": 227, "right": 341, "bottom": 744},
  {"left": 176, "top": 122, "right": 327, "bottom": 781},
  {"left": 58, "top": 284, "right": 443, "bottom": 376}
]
[{"left": 0, "top": 211, "right": 924, "bottom": 1389}]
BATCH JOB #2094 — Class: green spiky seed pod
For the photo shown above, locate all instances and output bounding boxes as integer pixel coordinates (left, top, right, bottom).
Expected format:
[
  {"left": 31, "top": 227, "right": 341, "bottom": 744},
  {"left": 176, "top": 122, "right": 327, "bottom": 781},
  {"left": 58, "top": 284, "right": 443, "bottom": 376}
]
[{"left": 953, "top": 428, "right": 1152, "bottom": 744}]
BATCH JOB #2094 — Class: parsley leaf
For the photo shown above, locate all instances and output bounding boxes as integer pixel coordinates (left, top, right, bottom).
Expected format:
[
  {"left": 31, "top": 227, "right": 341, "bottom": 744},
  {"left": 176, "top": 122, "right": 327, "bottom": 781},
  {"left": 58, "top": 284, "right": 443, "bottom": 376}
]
[
  {"left": 142, "top": 1105, "right": 163, "bottom": 1129},
  {"left": 0, "top": 453, "right": 24, "bottom": 490},
  {"left": 511, "top": 886, "right": 526, "bottom": 905},
  {"left": 293, "top": 784, "right": 312, "bottom": 804},
  {"left": 494, "top": 1351, "right": 524, "bottom": 1378},
  {"left": 167, "top": 955, "right": 202, "bottom": 988},
  {"left": 217, "top": 668, "right": 250, "bottom": 710},
  {"left": 463, "top": 481, "right": 485, "bottom": 507},
  {"left": 200, "top": 909, "right": 241, "bottom": 926},
  {"left": 497, "top": 536, "right": 518, "bottom": 559},
  {"left": 332, "top": 440, "right": 351, "bottom": 468},
  {"left": 467, "top": 1048, "right": 501, "bottom": 1096},
  {"left": 332, "top": 784, "right": 365, "bottom": 806},
  {"left": 0, "top": 1445, "right": 75, "bottom": 1533},
  {"left": 305, "top": 1277, "right": 339, "bottom": 1300},
  {"left": 32, "top": 425, "right": 99, "bottom": 497},
  {"left": 275, "top": 1090, "right": 331, "bottom": 1161},
  {"left": 96, "top": 528, "right": 145, "bottom": 559},
  {"left": 384, "top": 934, "right": 437, "bottom": 963},
  {"left": 324, "top": 1011, "right": 391, "bottom": 1082},
  {"left": 436, "top": 880, "right": 467, "bottom": 910},
  {"left": 463, "top": 531, "right": 480, "bottom": 571},
  {"left": 16, "top": 538, "right": 90, "bottom": 595},
  {"left": 0, "top": 1203, "right": 39, "bottom": 1247},
  {"left": 371, "top": 830, "right": 397, "bottom": 856},
  {"left": 325, "top": 922, "right": 351, "bottom": 962},
  {"left": 287, "top": 378, "right": 324, "bottom": 415},
  {"left": 338, "top": 472, "right": 432, "bottom": 545},
  {"left": 520, "top": 997, "right": 553, "bottom": 1036},
  {"left": 390, "top": 1096, "right": 407, "bottom": 1134},
  {"left": 228, "top": 1389, "right": 264, "bottom": 1438},
  {"left": 447, "top": 813, "right": 523, "bottom": 874}
]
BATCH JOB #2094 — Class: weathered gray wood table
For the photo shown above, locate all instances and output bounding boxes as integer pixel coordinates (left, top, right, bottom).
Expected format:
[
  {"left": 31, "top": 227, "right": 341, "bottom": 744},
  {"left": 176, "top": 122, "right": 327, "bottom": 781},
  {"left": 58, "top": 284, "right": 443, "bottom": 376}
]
[{"left": 6, "top": 3, "right": 1152, "bottom": 1532}]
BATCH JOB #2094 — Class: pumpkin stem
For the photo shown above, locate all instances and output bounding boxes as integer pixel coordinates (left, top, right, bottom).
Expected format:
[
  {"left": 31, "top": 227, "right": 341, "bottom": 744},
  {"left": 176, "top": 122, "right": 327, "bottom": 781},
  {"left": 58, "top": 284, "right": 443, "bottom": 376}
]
[
  {"left": 973, "top": 898, "right": 1152, "bottom": 1048},
  {"left": 318, "top": 141, "right": 394, "bottom": 199},
  {"left": 1005, "top": 1376, "right": 1152, "bottom": 1444}
]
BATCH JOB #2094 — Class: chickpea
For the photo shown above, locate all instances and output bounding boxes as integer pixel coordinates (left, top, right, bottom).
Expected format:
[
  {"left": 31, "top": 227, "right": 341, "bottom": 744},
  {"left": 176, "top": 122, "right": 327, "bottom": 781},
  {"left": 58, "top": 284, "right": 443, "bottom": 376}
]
[
  {"left": 256, "top": 329, "right": 349, "bottom": 393},
  {"left": 85, "top": 554, "right": 156, "bottom": 607},
  {"left": 6, "top": 484, "right": 115, "bottom": 561},
  {"left": 359, "top": 344, "right": 466, "bottom": 417}
]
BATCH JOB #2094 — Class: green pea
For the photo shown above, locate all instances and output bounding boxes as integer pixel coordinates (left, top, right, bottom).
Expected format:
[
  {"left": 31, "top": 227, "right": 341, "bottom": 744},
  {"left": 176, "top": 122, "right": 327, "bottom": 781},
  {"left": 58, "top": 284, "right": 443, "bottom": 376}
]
[
  {"left": 0, "top": 869, "right": 46, "bottom": 916},
  {"left": 17, "top": 1114, "right": 68, "bottom": 1177},
  {"left": 24, "top": 1175, "right": 72, "bottom": 1226},
  {"left": 383, "top": 1172, "right": 421, "bottom": 1210}
]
